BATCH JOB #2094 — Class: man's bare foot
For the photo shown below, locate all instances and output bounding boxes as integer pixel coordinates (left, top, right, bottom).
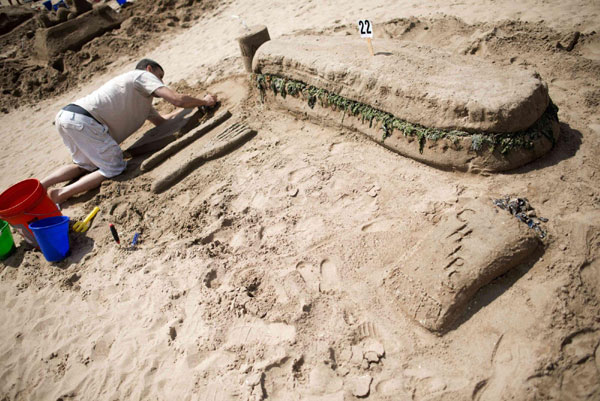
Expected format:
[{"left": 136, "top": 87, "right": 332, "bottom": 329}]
[{"left": 47, "top": 188, "right": 64, "bottom": 205}]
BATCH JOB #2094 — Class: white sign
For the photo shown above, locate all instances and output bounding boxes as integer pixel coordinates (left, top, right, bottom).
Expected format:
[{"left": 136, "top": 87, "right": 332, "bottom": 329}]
[{"left": 358, "top": 19, "right": 373, "bottom": 38}]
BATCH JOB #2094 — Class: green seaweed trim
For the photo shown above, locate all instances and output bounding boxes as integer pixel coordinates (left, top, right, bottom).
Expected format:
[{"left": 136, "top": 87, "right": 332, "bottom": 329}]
[{"left": 255, "top": 73, "right": 559, "bottom": 155}]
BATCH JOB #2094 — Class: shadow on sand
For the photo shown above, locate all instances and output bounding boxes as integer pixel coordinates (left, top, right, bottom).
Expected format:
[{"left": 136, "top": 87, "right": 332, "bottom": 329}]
[
  {"left": 446, "top": 246, "right": 545, "bottom": 333},
  {"left": 505, "top": 122, "right": 583, "bottom": 174}
]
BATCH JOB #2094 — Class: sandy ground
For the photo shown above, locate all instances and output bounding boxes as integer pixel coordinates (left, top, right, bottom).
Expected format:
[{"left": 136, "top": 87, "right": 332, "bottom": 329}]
[{"left": 1, "top": 0, "right": 599, "bottom": 400}]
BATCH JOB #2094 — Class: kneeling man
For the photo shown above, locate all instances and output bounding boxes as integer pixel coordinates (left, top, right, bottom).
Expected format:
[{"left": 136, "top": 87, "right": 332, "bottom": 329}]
[{"left": 42, "top": 58, "right": 216, "bottom": 204}]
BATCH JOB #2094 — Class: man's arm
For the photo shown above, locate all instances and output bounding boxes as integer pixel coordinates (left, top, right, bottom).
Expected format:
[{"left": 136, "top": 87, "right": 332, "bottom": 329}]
[
  {"left": 147, "top": 108, "right": 181, "bottom": 126},
  {"left": 153, "top": 86, "right": 216, "bottom": 109},
  {"left": 147, "top": 87, "right": 217, "bottom": 126}
]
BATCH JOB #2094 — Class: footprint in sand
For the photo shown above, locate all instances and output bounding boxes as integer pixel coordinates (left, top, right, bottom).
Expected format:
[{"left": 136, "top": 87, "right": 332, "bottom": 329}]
[
  {"left": 319, "top": 258, "right": 340, "bottom": 293},
  {"left": 287, "top": 166, "right": 315, "bottom": 184},
  {"left": 474, "top": 334, "right": 531, "bottom": 401},
  {"left": 203, "top": 268, "right": 220, "bottom": 289},
  {"left": 356, "top": 321, "right": 378, "bottom": 340},
  {"left": 199, "top": 374, "right": 241, "bottom": 401},
  {"left": 562, "top": 329, "right": 599, "bottom": 364},
  {"left": 403, "top": 364, "right": 470, "bottom": 400},
  {"left": 296, "top": 261, "right": 320, "bottom": 293},
  {"left": 91, "top": 335, "right": 113, "bottom": 362},
  {"left": 32, "top": 316, "right": 55, "bottom": 333},
  {"left": 288, "top": 257, "right": 342, "bottom": 300},
  {"left": 557, "top": 329, "right": 600, "bottom": 400},
  {"left": 226, "top": 320, "right": 296, "bottom": 347}
]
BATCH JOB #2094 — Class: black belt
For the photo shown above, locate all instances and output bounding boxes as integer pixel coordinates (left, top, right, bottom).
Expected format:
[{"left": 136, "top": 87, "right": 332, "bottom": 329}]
[{"left": 62, "top": 104, "right": 102, "bottom": 125}]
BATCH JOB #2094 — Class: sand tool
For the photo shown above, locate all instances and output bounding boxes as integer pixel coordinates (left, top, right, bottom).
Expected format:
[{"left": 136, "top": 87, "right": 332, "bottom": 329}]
[
  {"left": 109, "top": 223, "right": 120, "bottom": 244},
  {"left": 73, "top": 206, "right": 100, "bottom": 233},
  {"left": 131, "top": 232, "right": 140, "bottom": 249}
]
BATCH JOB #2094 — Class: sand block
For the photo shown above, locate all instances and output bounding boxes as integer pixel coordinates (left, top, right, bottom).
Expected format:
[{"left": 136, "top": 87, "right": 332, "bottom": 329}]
[
  {"left": 253, "top": 36, "right": 549, "bottom": 133},
  {"left": 151, "top": 122, "right": 255, "bottom": 193},
  {"left": 385, "top": 198, "right": 539, "bottom": 333},
  {"left": 33, "top": 4, "right": 121, "bottom": 61}
]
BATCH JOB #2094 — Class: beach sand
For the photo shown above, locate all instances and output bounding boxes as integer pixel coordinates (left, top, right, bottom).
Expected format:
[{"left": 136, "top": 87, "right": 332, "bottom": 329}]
[{"left": 0, "top": 0, "right": 599, "bottom": 400}]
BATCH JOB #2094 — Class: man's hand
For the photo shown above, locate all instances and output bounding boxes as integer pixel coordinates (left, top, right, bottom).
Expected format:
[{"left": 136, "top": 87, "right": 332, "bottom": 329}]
[{"left": 203, "top": 94, "right": 217, "bottom": 107}]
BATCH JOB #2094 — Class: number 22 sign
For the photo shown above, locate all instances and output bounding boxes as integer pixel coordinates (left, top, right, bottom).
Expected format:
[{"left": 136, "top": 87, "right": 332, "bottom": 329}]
[
  {"left": 358, "top": 19, "right": 373, "bottom": 38},
  {"left": 358, "top": 19, "right": 374, "bottom": 56}
]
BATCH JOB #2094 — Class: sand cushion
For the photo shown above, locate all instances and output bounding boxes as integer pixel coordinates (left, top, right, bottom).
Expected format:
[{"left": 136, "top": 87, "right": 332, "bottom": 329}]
[
  {"left": 384, "top": 198, "right": 540, "bottom": 333},
  {"left": 253, "top": 36, "right": 549, "bottom": 133}
]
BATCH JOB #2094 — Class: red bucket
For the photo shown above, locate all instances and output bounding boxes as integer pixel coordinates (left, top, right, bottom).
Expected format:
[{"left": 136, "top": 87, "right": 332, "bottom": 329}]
[{"left": 0, "top": 179, "right": 62, "bottom": 248}]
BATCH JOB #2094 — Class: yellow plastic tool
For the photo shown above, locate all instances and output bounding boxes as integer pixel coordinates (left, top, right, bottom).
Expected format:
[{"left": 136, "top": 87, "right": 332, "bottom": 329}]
[{"left": 73, "top": 206, "right": 100, "bottom": 233}]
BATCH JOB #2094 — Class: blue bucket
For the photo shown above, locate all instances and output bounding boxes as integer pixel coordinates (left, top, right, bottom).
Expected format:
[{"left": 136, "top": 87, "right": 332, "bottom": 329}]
[
  {"left": 29, "top": 216, "right": 70, "bottom": 262},
  {"left": 43, "top": 1, "right": 52, "bottom": 11},
  {"left": 116, "top": 0, "right": 127, "bottom": 5},
  {"left": 52, "top": 0, "right": 68, "bottom": 11}
]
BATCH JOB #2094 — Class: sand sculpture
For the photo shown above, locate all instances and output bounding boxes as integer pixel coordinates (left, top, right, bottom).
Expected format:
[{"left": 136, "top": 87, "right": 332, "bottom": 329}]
[
  {"left": 124, "top": 108, "right": 202, "bottom": 157},
  {"left": 237, "top": 25, "right": 271, "bottom": 72},
  {"left": 385, "top": 198, "right": 540, "bottom": 332},
  {"left": 33, "top": 4, "right": 121, "bottom": 61},
  {"left": 140, "top": 109, "right": 232, "bottom": 172},
  {"left": 252, "top": 36, "right": 560, "bottom": 172},
  {"left": 247, "top": 36, "right": 553, "bottom": 331},
  {"left": 151, "top": 122, "right": 255, "bottom": 194},
  {"left": 36, "top": 0, "right": 94, "bottom": 28}
]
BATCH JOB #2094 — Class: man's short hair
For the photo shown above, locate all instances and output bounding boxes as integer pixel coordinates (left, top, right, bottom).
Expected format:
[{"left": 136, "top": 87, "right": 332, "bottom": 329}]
[{"left": 135, "top": 59, "right": 164, "bottom": 73}]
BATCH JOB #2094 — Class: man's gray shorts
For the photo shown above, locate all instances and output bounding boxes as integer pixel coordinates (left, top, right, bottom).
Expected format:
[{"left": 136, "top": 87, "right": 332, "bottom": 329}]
[{"left": 55, "top": 110, "right": 126, "bottom": 178}]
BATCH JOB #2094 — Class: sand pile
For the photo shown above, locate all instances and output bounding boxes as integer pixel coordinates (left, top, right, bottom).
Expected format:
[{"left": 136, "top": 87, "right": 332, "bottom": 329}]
[
  {"left": 0, "top": 0, "right": 217, "bottom": 113},
  {"left": 33, "top": 4, "right": 122, "bottom": 61}
]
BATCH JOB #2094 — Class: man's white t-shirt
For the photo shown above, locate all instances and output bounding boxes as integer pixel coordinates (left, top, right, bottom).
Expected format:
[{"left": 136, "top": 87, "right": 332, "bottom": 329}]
[{"left": 74, "top": 70, "right": 165, "bottom": 144}]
